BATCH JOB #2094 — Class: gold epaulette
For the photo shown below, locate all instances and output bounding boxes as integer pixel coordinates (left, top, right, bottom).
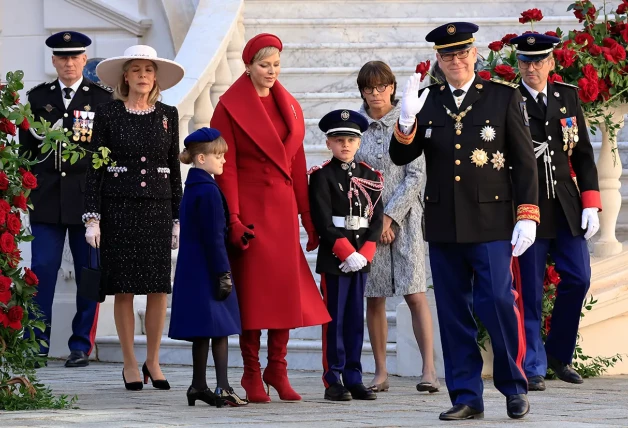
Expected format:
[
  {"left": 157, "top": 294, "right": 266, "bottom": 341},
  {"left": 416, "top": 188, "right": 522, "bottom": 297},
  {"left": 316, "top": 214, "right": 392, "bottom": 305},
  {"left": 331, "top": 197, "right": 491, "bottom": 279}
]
[
  {"left": 490, "top": 78, "right": 519, "bottom": 89},
  {"left": 307, "top": 159, "right": 331, "bottom": 175}
]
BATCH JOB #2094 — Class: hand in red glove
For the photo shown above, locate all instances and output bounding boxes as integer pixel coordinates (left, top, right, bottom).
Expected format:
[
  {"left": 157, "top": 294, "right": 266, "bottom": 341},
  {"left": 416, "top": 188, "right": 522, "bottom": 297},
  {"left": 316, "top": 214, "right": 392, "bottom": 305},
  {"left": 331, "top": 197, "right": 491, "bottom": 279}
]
[
  {"left": 229, "top": 219, "right": 255, "bottom": 250},
  {"left": 301, "top": 211, "right": 319, "bottom": 252}
]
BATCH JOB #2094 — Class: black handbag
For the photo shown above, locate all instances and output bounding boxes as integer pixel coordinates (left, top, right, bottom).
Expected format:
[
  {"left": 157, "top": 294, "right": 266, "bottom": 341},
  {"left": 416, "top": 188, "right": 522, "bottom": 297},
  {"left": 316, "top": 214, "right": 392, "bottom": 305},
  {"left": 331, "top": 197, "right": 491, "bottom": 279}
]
[{"left": 78, "top": 247, "right": 107, "bottom": 303}]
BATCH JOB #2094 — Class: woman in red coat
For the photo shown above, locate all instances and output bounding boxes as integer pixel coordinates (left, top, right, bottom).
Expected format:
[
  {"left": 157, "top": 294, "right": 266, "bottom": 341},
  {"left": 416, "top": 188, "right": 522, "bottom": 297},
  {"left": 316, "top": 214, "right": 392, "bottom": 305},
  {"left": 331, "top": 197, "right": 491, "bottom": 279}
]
[{"left": 210, "top": 33, "right": 331, "bottom": 403}]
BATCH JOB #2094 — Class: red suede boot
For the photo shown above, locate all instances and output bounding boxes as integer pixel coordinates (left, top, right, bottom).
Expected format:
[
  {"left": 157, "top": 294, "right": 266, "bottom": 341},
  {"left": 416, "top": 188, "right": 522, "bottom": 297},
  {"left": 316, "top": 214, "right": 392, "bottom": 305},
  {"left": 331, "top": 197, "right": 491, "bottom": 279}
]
[
  {"left": 240, "top": 329, "right": 271, "bottom": 403},
  {"left": 262, "top": 329, "right": 302, "bottom": 401}
]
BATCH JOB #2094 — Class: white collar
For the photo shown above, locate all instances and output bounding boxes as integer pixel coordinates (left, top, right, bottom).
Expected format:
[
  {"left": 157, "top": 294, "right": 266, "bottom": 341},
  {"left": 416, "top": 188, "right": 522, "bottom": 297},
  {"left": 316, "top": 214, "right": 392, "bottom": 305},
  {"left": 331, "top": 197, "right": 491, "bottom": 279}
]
[
  {"left": 448, "top": 74, "right": 476, "bottom": 97},
  {"left": 58, "top": 76, "right": 84, "bottom": 94},
  {"left": 521, "top": 80, "right": 548, "bottom": 103}
]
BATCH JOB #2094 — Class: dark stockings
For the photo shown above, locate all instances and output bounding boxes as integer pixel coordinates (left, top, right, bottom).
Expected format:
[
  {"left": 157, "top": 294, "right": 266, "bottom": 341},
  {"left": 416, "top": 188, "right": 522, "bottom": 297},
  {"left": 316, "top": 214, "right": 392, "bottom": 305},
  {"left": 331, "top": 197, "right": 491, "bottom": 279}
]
[{"left": 191, "top": 337, "right": 230, "bottom": 391}]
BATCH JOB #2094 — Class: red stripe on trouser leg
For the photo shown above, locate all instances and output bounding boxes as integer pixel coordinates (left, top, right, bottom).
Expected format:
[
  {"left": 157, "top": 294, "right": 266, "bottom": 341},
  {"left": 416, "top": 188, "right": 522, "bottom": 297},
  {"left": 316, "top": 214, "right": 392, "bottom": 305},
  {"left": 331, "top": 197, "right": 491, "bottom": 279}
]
[
  {"left": 87, "top": 303, "right": 100, "bottom": 356},
  {"left": 510, "top": 256, "right": 527, "bottom": 380},
  {"left": 320, "top": 274, "right": 330, "bottom": 388}
]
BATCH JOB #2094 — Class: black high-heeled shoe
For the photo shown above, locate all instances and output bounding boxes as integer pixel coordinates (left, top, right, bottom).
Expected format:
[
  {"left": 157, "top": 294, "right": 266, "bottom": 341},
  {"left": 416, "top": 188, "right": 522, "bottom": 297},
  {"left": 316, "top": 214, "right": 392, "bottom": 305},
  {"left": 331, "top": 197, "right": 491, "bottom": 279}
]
[
  {"left": 187, "top": 386, "right": 224, "bottom": 407},
  {"left": 122, "top": 369, "right": 143, "bottom": 391},
  {"left": 215, "top": 386, "right": 249, "bottom": 407},
  {"left": 142, "top": 362, "right": 170, "bottom": 390}
]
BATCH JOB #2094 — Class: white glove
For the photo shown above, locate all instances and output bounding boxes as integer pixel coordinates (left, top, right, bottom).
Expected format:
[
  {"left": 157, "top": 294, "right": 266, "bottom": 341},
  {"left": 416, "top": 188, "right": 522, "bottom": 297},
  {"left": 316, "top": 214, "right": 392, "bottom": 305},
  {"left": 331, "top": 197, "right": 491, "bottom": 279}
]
[
  {"left": 581, "top": 207, "right": 600, "bottom": 240},
  {"left": 85, "top": 222, "right": 101, "bottom": 249},
  {"left": 343, "top": 252, "right": 368, "bottom": 272},
  {"left": 511, "top": 219, "right": 537, "bottom": 257},
  {"left": 172, "top": 223, "right": 180, "bottom": 250},
  {"left": 399, "top": 75, "right": 430, "bottom": 127}
]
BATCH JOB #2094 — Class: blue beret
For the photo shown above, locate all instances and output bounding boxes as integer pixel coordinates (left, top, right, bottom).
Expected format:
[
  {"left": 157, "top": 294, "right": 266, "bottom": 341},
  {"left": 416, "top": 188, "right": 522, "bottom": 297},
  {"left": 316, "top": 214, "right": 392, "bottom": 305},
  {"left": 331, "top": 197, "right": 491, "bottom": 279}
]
[
  {"left": 426, "top": 22, "right": 479, "bottom": 53},
  {"left": 319, "top": 109, "right": 368, "bottom": 137},
  {"left": 184, "top": 127, "right": 221, "bottom": 147},
  {"left": 46, "top": 31, "right": 91, "bottom": 56},
  {"left": 511, "top": 34, "right": 560, "bottom": 61}
]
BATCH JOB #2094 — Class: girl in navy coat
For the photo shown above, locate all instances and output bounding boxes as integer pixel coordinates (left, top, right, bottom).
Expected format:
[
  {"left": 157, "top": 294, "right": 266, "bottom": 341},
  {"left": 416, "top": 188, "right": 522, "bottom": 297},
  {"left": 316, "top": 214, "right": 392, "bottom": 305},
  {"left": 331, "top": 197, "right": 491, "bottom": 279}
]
[{"left": 169, "top": 127, "right": 247, "bottom": 407}]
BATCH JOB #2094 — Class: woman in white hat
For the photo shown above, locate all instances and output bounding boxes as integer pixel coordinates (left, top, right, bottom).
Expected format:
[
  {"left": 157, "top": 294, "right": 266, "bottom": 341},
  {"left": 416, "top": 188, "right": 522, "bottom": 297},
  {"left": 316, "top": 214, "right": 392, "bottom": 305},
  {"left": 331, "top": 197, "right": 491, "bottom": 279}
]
[{"left": 83, "top": 45, "right": 184, "bottom": 390}]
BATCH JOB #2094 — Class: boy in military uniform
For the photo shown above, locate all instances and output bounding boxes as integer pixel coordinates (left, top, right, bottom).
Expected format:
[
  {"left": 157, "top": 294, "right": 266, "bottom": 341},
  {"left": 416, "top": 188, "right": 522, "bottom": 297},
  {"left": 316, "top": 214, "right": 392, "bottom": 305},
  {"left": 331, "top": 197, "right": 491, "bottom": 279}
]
[
  {"left": 18, "top": 31, "right": 112, "bottom": 367},
  {"left": 390, "top": 23, "right": 539, "bottom": 420},
  {"left": 512, "top": 33, "right": 601, "bottom": 391},
  {"left": 309, "top": 109, "right": 384, "bottom": 401}
]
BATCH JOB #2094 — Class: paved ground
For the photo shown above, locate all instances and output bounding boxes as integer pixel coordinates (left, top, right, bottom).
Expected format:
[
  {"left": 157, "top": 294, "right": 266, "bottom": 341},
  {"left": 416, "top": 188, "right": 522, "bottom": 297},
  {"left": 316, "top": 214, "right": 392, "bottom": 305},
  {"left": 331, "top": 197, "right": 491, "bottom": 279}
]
[{"left": 2, "top": 361, "right": 628, "bottom": 427}]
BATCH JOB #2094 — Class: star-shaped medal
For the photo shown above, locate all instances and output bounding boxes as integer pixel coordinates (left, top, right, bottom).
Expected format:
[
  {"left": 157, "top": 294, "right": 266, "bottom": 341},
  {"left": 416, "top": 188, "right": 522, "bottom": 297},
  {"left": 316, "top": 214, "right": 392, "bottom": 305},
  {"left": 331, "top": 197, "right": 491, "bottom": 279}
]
[
  {"left": 491, "top": 151, "right": 506, "bottom": 171},
  {"left": 470, "top": 148, "right": 489, "bottom": 167}
]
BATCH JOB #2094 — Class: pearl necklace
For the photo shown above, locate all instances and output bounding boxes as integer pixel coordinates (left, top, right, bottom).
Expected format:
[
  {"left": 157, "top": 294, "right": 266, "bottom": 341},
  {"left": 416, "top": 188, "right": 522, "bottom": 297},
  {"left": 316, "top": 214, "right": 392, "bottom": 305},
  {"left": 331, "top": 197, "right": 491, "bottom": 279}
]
[{"left": 125, "top": 104, "right": 156, "bottom": 115}]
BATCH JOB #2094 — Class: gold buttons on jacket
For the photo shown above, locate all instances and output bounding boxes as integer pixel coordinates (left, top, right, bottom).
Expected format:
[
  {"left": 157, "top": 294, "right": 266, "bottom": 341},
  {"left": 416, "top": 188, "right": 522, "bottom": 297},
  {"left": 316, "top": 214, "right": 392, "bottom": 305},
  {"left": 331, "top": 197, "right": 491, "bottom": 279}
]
[
  {"left": 495, "top": 196, "right": 499, "bottom": 200},
  {"left": 455, "top": 144, "right": 461, "bottom": 149},
  {"left": 455, "top": 160, "right": 461, "bottom": 165},
  {"left": 455, "top": 176, "right": 461, "bottom": 182}
]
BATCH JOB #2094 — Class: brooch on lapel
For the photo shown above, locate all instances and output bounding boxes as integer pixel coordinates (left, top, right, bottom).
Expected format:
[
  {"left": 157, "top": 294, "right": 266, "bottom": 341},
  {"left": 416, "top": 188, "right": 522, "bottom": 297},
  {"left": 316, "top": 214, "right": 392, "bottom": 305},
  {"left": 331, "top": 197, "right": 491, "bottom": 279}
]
[
  {"left": 560, "top": 107, "right": 567, "bottom": 114},
  {"left": 84, "top": 104, "right": 91, "bottom": 112},
  {"left": 163, "top": 115, "right": 168, "bottom": 131},
  {"left": 50, "top": 85, "right": 56, "bottom": 91}
]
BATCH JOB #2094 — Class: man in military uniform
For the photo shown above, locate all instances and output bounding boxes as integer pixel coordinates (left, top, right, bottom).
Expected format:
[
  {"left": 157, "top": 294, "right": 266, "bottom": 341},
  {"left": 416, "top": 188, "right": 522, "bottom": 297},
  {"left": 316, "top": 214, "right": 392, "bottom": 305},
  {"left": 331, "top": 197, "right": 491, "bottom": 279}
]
[
  {"left": 309, "top": 110, "right": 384, "bottom": 402},
  {"left": 390, "top": 23, "right": 539, "bottom": 420},
  {"left": 512, "top": 34, "right": 601, "bottom": 391},
  {"left": 19, "top": 31, "right": 112, "bottom": 367}
]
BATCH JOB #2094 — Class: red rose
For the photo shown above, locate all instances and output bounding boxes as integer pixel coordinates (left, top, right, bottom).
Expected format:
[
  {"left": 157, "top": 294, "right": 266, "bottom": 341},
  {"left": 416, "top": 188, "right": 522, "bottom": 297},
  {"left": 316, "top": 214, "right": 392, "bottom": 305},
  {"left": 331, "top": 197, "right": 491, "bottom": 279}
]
[
  {"left": 519, "top": 8, "right": 543, "bottom": 24},
  {"left": 478, "top": 70, "right": 492, "bottom": 80},
  {"left": 415, "top": 60, "right": 431, "bottom": 82},
  {"left": 554, "top": 49, "right": 577, "bottom": 68},
  {"left": 13, "top": 193, "right": 28, "bottom": 211},
  {"left": 0, "top": 231, "right": 16, "bottom": 254},
  {"left": 0, "top": 117, "right": 16, "bottom": 136},
  {"left": 7, "top": 249, "right": 20, "bottom": 268},
  {"left": 0, "top": 276, "right": 11, "bottom": 304},
  {"left": 610, "top": 43, "right": 626, "bottom": 62},
  {"left": 488, "top": 41, "right": 504, "bottom": 51},
  {"left": 545, "top": 31, "right": 559, "bottom": 38},
  {"left": 588, "top": 44, "right": 603, "bottom": 56},
  {"left": 598, "top": 78, "right": 611, "bottom": 101},
  {"left": 0, "top": 171, "right": 8, "bottom": 191},
  {"left": 6, "top": 213, "right": 21, "bottom": 235},
  {"left": 575, "top": 32, "right": 594, "bottom": 47},
  {"left": 577, "top": 77, "right": 599, "bottom": 103},
  {"left": 617, "top": 3, "right": 628, "bottom": 14},
  {"left": 494, "top": 64, "right": 516, "bottom": 81},
  {"left": 574, "top": 2, "right": 596, "bottom": 23},
  {"left": 545, "top": 265, "right": 561, "bottom": 286},
  {"left": 19, "top": 118, "right": 30, "bottom": 131},
  {"left": 601, "top": 47, "right": 618, "bottom": 64},
  {"left": 501, "top": 33, "right": 518, "bottom": 44},
  {"left": 20, "top": 170, "right": 37, "bottom": 190},
  {"left": 603, "top": 37, "right": 618, "bottom": 48},
  {"left": 6, "top": 305, "right": 24, "bottom": 330},
  {"left": 24, "top": 267, "right": 38, "bottom": 286},
  {"left": 582, "top": 64, "right": 598, "bottom": 82},
  {"left": 548, "top": 73, "right": 563, "bottom": 83}
]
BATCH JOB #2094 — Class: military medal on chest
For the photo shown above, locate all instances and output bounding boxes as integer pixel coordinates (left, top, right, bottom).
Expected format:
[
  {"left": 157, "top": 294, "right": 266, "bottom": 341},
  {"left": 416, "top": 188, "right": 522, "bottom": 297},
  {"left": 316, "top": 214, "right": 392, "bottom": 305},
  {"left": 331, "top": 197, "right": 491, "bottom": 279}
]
[
  {"left": 444, "top": 105, "right": 473, "bottom": 135},
  {"left": 72, "top": 110, "right": 81, "bottom": 141},
  {"left": 560, "top": 116, "right": 579, "bottom": 156}
]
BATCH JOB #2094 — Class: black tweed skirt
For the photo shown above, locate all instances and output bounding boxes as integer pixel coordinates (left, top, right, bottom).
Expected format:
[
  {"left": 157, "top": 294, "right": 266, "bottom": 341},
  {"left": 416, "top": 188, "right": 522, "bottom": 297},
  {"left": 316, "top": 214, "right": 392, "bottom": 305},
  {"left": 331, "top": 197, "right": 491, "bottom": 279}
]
[{"left": 100, "top": 197, "right": 172, "bottom": 294}]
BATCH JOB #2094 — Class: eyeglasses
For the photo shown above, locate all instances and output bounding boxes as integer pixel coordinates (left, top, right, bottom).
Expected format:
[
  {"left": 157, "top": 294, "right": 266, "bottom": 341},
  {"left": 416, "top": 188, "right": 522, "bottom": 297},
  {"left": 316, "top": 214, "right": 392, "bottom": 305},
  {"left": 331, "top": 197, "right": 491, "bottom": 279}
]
[
  {"left": 362, "top": 84, "right": 391, "bottom": 94},
  {"left": 517, "top": 58, "right": 550, "bottom": 70},
  {"left": 438, "top": 49, "right": 472, "bottom": 62}
]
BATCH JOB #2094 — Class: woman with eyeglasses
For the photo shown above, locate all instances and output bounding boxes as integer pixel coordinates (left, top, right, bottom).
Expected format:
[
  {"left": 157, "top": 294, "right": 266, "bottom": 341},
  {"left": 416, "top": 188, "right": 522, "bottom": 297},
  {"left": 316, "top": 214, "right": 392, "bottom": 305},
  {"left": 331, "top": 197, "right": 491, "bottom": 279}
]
[{"left": 353, "top": 61, "right": 438, "bottom": 393}]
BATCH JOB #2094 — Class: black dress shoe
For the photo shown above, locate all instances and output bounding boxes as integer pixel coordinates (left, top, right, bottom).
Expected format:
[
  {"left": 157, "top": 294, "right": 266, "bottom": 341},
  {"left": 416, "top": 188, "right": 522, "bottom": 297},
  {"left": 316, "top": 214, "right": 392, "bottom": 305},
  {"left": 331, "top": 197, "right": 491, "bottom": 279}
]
[
  {"left": 324, "top": 383, "right": 352, "bottom": 401},
  {"left": 65, "top": 350, "right": 89, "bottom": 367},
  {"left": 346, "top": 383, "right": 377, "bottom": 400},
  {"left": 187, "top": 386, "right": 223, "bottom": 407},
  {"left": 547, "top": 355, "right": 583, "bottom": 384},
  {"left": 506, "top": 394, "right": 530, "bottom": 419},
  {"left": 439, "top": 404, "right": 484, "bottom": 420},
  {"left": 528, "top": 375, "right": 546, "bottom": 391}
]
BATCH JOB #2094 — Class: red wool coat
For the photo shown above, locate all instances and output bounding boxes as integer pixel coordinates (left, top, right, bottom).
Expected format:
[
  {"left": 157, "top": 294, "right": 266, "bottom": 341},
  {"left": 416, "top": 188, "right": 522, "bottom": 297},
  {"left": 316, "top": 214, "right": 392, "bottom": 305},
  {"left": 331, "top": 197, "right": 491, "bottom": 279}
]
[{"left": 211, "top": 74, "right": 331, "bottom": 330}]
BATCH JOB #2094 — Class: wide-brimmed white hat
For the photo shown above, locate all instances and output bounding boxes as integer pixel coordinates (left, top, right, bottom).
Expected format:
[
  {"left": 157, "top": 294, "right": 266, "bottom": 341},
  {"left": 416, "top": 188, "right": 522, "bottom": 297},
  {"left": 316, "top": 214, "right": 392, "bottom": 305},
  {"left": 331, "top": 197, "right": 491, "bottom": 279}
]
[{"left": 96, "top": 45, "right": 184, "bottom": 90}]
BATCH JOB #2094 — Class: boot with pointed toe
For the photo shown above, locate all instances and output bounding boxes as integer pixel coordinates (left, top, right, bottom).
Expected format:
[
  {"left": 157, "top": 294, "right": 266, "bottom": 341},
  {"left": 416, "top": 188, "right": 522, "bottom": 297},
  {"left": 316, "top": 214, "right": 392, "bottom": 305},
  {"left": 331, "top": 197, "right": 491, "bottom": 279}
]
[
  {"left": 240, "top": 329, "right": 271, "bottom": 403},
  {"left": 262, "top": 329, "right": 302, "bottom": 401}
]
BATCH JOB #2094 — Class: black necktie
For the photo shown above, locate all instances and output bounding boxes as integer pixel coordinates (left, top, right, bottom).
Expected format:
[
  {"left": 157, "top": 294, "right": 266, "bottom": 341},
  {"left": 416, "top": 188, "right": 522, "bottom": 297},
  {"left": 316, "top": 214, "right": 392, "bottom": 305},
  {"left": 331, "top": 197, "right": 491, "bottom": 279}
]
[
  {"left": 537, "top": 93, "right": 547, "bottom": 116},
  {"left": 63, "top": 87, "right": 73, "bottom": 100},
  {"left": 453, "top": 89, "right": 465, "bottom": 97}
]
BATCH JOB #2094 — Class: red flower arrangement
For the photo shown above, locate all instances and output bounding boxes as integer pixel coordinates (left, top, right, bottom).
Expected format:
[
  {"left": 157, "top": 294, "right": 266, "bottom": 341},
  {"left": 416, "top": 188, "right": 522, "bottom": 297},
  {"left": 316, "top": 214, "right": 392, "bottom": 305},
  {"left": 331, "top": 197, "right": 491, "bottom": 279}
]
[{"left": 415, "top": 60, "right": 431, "bottom": 82}]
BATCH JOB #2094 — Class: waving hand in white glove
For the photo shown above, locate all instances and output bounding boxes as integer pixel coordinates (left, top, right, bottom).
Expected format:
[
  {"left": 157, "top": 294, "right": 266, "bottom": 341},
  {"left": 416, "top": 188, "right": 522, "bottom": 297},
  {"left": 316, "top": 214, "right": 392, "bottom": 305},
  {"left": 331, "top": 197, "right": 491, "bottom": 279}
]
[
  {"left": 511, "top": 219, "right": 537, "bottom": 257},
  {"left": 581, "top": 207, "right": 600, "bottom": 240},
  {"left": 339, "top": 252, "right": 368, "bottom": 273},
  {"left": 399, "top": 75, "right": 431, "bottom": 127},
  {"left": 85, "top": 221, "right": 101, "bottom": 249}
]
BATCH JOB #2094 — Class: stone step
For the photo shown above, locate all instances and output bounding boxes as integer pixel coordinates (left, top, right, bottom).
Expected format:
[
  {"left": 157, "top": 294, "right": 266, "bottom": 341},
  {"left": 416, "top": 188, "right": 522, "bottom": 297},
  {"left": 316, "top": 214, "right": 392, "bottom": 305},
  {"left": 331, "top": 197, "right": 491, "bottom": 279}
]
[
  {"left": 244, "top": 0, "right": 575, "bottom": 19},
  {"left": 95, "top": 335, "right": 397, "bottom": 374},
  {"left": 293, "top": 91, "right": 363, "bottom": 118},
  {"left": 244, "top": 16, "right": 576, "bottom": 44}
]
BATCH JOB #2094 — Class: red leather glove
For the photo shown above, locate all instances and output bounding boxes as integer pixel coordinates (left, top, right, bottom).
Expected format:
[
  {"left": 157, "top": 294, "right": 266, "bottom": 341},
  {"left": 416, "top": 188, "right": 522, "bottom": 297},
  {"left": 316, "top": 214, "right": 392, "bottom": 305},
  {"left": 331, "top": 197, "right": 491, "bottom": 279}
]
[
  {"left": 301, "top": 211, "right": 319, "bottom": 252},
  {"left": 229, "top": 218, "right": 255, "bottom": 250}
]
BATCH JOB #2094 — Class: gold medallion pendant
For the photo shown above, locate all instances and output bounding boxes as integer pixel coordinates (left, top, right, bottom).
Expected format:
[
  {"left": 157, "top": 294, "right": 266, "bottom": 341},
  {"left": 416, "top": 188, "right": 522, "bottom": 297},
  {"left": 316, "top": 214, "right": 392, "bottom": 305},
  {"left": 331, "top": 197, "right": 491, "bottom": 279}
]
[
  {"left": 491, "top": 151, "right": 506, "bottom": 170},
  {"left": 444, "top": 105, "right": 473, "bottom": 136},
  {"left": 470, "top": 148, "right": 489, "bottom": 167}
]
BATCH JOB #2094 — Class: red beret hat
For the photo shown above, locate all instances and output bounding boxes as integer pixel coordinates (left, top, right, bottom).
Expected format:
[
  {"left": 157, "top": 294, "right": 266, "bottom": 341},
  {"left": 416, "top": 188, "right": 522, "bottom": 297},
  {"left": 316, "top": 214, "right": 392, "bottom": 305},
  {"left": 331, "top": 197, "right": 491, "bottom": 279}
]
[{"left": 242, "top": 33, "right": 283, "bottom": 64}]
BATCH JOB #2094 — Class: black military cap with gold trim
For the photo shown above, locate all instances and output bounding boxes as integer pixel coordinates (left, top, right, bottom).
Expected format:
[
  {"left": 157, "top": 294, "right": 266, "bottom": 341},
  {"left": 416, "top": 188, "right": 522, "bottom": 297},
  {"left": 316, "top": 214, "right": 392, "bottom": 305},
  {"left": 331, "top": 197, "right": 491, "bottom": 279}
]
[
  {"left": 425, "top": 22, "right": 479, "bottom": 53},
  {"left": 45, "top": 31, "right": 92, "bottom": 57}
]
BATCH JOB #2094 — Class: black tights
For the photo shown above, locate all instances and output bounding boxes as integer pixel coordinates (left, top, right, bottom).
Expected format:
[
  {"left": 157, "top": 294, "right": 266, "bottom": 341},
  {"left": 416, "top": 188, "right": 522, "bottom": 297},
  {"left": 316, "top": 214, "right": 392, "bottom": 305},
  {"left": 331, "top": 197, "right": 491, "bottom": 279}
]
[{"left": 191, "top": 337, "right": 230, "bottom": 391}]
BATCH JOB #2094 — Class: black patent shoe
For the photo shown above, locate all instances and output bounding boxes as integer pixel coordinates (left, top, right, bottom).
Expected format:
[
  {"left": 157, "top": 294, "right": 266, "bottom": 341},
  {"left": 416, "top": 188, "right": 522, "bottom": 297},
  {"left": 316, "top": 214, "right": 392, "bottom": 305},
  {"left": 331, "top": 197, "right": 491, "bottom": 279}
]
[
  {"left": 65, "top": 350, "right": 89, "bottom": 367},
  {"left": 324, "top": 383, "right": 352, "bottom": 401},
  {"left": 547, "top": 355, "right": 583, "bottom": 384},
  {"left": 506, "top": 394, "right": 530, "bottom": 419},
  {"left": 187, "top": 386, "right": 224, "bottom": 407},
  {"left": 142, "top": 362, "right": 170, "bottom": 390},
  {"left": 346, "top": 383, "right": 377, "bottom": 400},
  {"left": 216, "top": 387, "right": 248, "bottom": 406},
  {"left": 439, "top": 404, "right": 484, "bottom": 420},
  {"left": 528, "top": 375, "right": 546, "bottom": 391},
  {"left": 122, "top": 369, "right": 143, "bottom": 391}
]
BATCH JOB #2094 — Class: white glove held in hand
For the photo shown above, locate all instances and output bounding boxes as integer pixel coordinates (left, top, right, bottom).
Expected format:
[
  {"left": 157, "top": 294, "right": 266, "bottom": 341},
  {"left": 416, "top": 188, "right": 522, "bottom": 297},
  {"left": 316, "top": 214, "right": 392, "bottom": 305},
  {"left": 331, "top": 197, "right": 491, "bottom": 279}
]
[
  {"left": 399, "top": 75, "right": 430, "bottom": 127},
  {"left": 345, "top": 252, "right": 368, "bottom": 272},
  {"left": 511, "top": 219, "right": 537, "bottom": 257},
  {"left": 581, "top": 207, "right": 600, "bottom": 240},
  {"left": 172, "top": 223, "right": 180, "bottom": 250},
  {"left": 85, "top": 222, "right": 101, "bottom": 249}
]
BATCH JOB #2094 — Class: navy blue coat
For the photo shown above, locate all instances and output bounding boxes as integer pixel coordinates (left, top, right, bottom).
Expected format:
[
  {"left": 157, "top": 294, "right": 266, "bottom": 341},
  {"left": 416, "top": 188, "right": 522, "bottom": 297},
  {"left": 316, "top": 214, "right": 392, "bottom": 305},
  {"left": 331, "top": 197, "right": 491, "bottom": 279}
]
[{"left": 168, "top": 168, "right": 242, "bottom": 340}]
